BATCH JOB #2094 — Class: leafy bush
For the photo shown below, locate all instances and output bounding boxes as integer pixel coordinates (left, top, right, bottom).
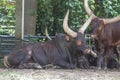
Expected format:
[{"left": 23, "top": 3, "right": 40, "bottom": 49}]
[
  {"left": 36, "top": 0, "right": 120, "bottom": 36},
  {"left": 0, "top": 0, "right": 15, "bottom": 35}
]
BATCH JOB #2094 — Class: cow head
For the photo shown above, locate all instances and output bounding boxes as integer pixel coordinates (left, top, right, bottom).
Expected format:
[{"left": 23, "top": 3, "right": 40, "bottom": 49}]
[
  {"left": 91, "top": 18, "right": 105, "bottom": 39},
  {"left": 63, "top": 10, "right": 97, "bottom": 57},
  {"left": 84, "top": 0, "right": 120, "bottom": 39}
]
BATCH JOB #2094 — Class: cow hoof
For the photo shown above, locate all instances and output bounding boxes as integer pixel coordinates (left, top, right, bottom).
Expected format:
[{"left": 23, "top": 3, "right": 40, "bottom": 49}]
[
  {"left": 97, "top": 67, "right": 101, "bottom": 70},
  {"left": 104, "top": 67, "right": 107, "bottom": 70},
  {"left": 18, "top": 65, "right": 25, "bottom": 69},
  {"left": 70, "top": 65, "right": 76, "bottom": 69},
  {"left": 52, "top": 66, "right": 61, "bottom": 69},
  {"left": 33, "top": 63, "right": 42, "bottom": 69}
]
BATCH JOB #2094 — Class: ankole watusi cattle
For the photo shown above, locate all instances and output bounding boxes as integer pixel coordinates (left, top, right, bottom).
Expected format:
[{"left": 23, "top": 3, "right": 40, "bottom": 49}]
[
  {"left": 3, "top": 10, "right": 97, "bottom": 69},
  {"left": 84, "top": 0, "right": 120, "bottom": 69}
]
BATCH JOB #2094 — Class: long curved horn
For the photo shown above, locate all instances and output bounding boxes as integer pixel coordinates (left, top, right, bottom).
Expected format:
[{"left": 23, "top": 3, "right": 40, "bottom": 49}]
[
  {"left": 63, "top": 9, "right": 77, "bottom": 38},
  {"left": 79, "top": 15, "right": 93, "bottom": 34},
  {"left": 84, "top": 0, "right": 120, "bottom": 24},
  {"left": 103, "top": 15, "right": 120, "bottom": 24},
  {"left": 84, "top": 0, "right": 96, "bottom": 18},
  {"left": 45, "top": 27, "right": 52, "bottom": 40}
]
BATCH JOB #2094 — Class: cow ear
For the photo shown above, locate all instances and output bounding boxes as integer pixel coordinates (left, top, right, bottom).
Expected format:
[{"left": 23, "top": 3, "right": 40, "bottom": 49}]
[
  {"left": 65, "top": 35, "right": 70, "bottom": 41},
  {"left": 76, "top": 40, "right": 82, "bottom": 46}
]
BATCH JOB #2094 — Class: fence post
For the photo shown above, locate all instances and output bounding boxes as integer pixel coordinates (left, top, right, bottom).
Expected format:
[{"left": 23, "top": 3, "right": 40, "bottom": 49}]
[
  {"left": 15, "top": 0, "right": 37, "bottom": 39},
  {"left": 15, "top": 0, "right": 23, "bottom": 39},
  {"left": 24, "top": 0, "right": 37, "bottom": 35}
]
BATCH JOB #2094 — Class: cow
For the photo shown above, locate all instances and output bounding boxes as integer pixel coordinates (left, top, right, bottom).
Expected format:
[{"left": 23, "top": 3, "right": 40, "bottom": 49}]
[
  {"left": 3, "top": 10, "right": 97, "bottom": 69},
  {"left": 84, "top": 0, "right": 120, "bottom": 69},
  {"left": 45, "top": 28, "right": 92, "bottom": 69}
]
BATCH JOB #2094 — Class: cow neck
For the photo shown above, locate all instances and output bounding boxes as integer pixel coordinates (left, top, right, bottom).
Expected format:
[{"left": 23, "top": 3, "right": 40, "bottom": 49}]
[
  {"left": 53, "top": 38, "right": 72, "bottom": 65},
  {"left": 97, "top": 25, "right": 105, "bottom": 40}
]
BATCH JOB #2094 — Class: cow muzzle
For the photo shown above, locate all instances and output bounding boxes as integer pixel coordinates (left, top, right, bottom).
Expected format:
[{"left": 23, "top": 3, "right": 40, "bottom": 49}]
[{"left": 83, "top": 49, "right": 97, "bottom": 58}]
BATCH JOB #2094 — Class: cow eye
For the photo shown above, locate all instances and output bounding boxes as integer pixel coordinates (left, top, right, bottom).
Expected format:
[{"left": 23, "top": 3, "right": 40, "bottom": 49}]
[
  {"left": 65, "top": 36, "right": 70, "bottom": 41},
  {"left": 76, "top": 40, "right": 82, "bottom": 46}
]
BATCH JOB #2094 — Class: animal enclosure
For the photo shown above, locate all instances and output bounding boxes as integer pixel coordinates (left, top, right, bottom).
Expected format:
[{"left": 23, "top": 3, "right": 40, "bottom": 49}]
[{"left": 0, "top": 0, "right": 120, "bottom": 80}]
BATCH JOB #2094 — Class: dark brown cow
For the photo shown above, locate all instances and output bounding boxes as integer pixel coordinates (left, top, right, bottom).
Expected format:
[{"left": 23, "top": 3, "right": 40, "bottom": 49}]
[
  {"left": 84, "top": 0, "right": 120, "bottom": 69},
  {"left": 3, "top": 10, "right": 97, "bottom": 69},
  {"left": 4, "top": 34, "right": 76, "bottom": 69}
]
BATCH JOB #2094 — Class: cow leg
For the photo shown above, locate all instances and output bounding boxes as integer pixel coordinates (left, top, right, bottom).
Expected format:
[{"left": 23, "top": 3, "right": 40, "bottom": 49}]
[
  {"left": 19, "top": 59, "right": 41, "bottom": 69},
  {"left": 19, "top": 62, "right": 42, "bottom": 69},
  {"left": 77, "top": 56, "right": 90, "bottom": 69},
  {"left": 103, "top": 50, "right": 109, "bottom": 70},
  {"left": 18, "top": 58, "right": 31, "bottom": 69},
  {"left": 18, "top": 50, "right": 33, "bottom": 69},
  {"left": 103, "top": 47, "right": 113, "bottom": 70},
  {"left": 55, "top": 60, "right": 76, "bottom": 69},
  {"left": 117, "top": 45, "right": 120, "bottom": 69},
  {"left": 19, "top": 62, "right": 34, "bottom": 69},
  {"left": 97, "top": 49, "right": 104, "bottom": 69},
  {"left": 103, "top": 53, "right": 108, "bottom": 70}
]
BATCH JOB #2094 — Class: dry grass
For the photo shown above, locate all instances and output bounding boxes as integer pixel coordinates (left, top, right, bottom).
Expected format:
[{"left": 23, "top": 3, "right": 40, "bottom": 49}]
[{"left": 0, "top": 68, "right": 120, "bottom": 80}]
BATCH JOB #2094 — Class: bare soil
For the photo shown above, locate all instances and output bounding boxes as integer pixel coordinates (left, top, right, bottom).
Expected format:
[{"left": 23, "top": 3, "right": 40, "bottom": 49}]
[{"left": 0, "top": 68, "right": 120, "bottom": 80}]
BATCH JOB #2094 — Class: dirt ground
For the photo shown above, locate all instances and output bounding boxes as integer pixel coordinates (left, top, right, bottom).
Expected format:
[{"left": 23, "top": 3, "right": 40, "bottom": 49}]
[{"left": 0, "top": 68, "right": 119, "bottom": 80}]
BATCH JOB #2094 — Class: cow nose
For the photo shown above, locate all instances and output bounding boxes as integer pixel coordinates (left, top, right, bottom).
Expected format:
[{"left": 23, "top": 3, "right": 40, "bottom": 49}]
[
  {"left": 83, "top": 49, "right": 97, "bottom": 58},
  {"left": 83, "top": 49, "right": 90, "bottom": 54}
]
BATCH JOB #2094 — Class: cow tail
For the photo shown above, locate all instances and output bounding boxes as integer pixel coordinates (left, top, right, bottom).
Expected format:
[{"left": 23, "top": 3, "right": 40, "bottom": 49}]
[{"left": 3, "top": 56, "right": 11, "bottom": 68}]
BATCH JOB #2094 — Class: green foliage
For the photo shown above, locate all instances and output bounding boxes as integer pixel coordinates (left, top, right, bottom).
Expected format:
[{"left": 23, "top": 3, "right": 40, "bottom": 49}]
[
  {"left": 0, "top": 0, "right": 15, "bottom": 35},
  {"left": 0, "top": 0, "right": 120, "bottom": 36},
  {"left": 36, "top": 0, "right": 120, "bottom": 35},
  {"left": 93, "top": 0, "right": 120, "bottom": 17},
  {"left": 36, "top": 0, "right": 90, "bottom": 36}
]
